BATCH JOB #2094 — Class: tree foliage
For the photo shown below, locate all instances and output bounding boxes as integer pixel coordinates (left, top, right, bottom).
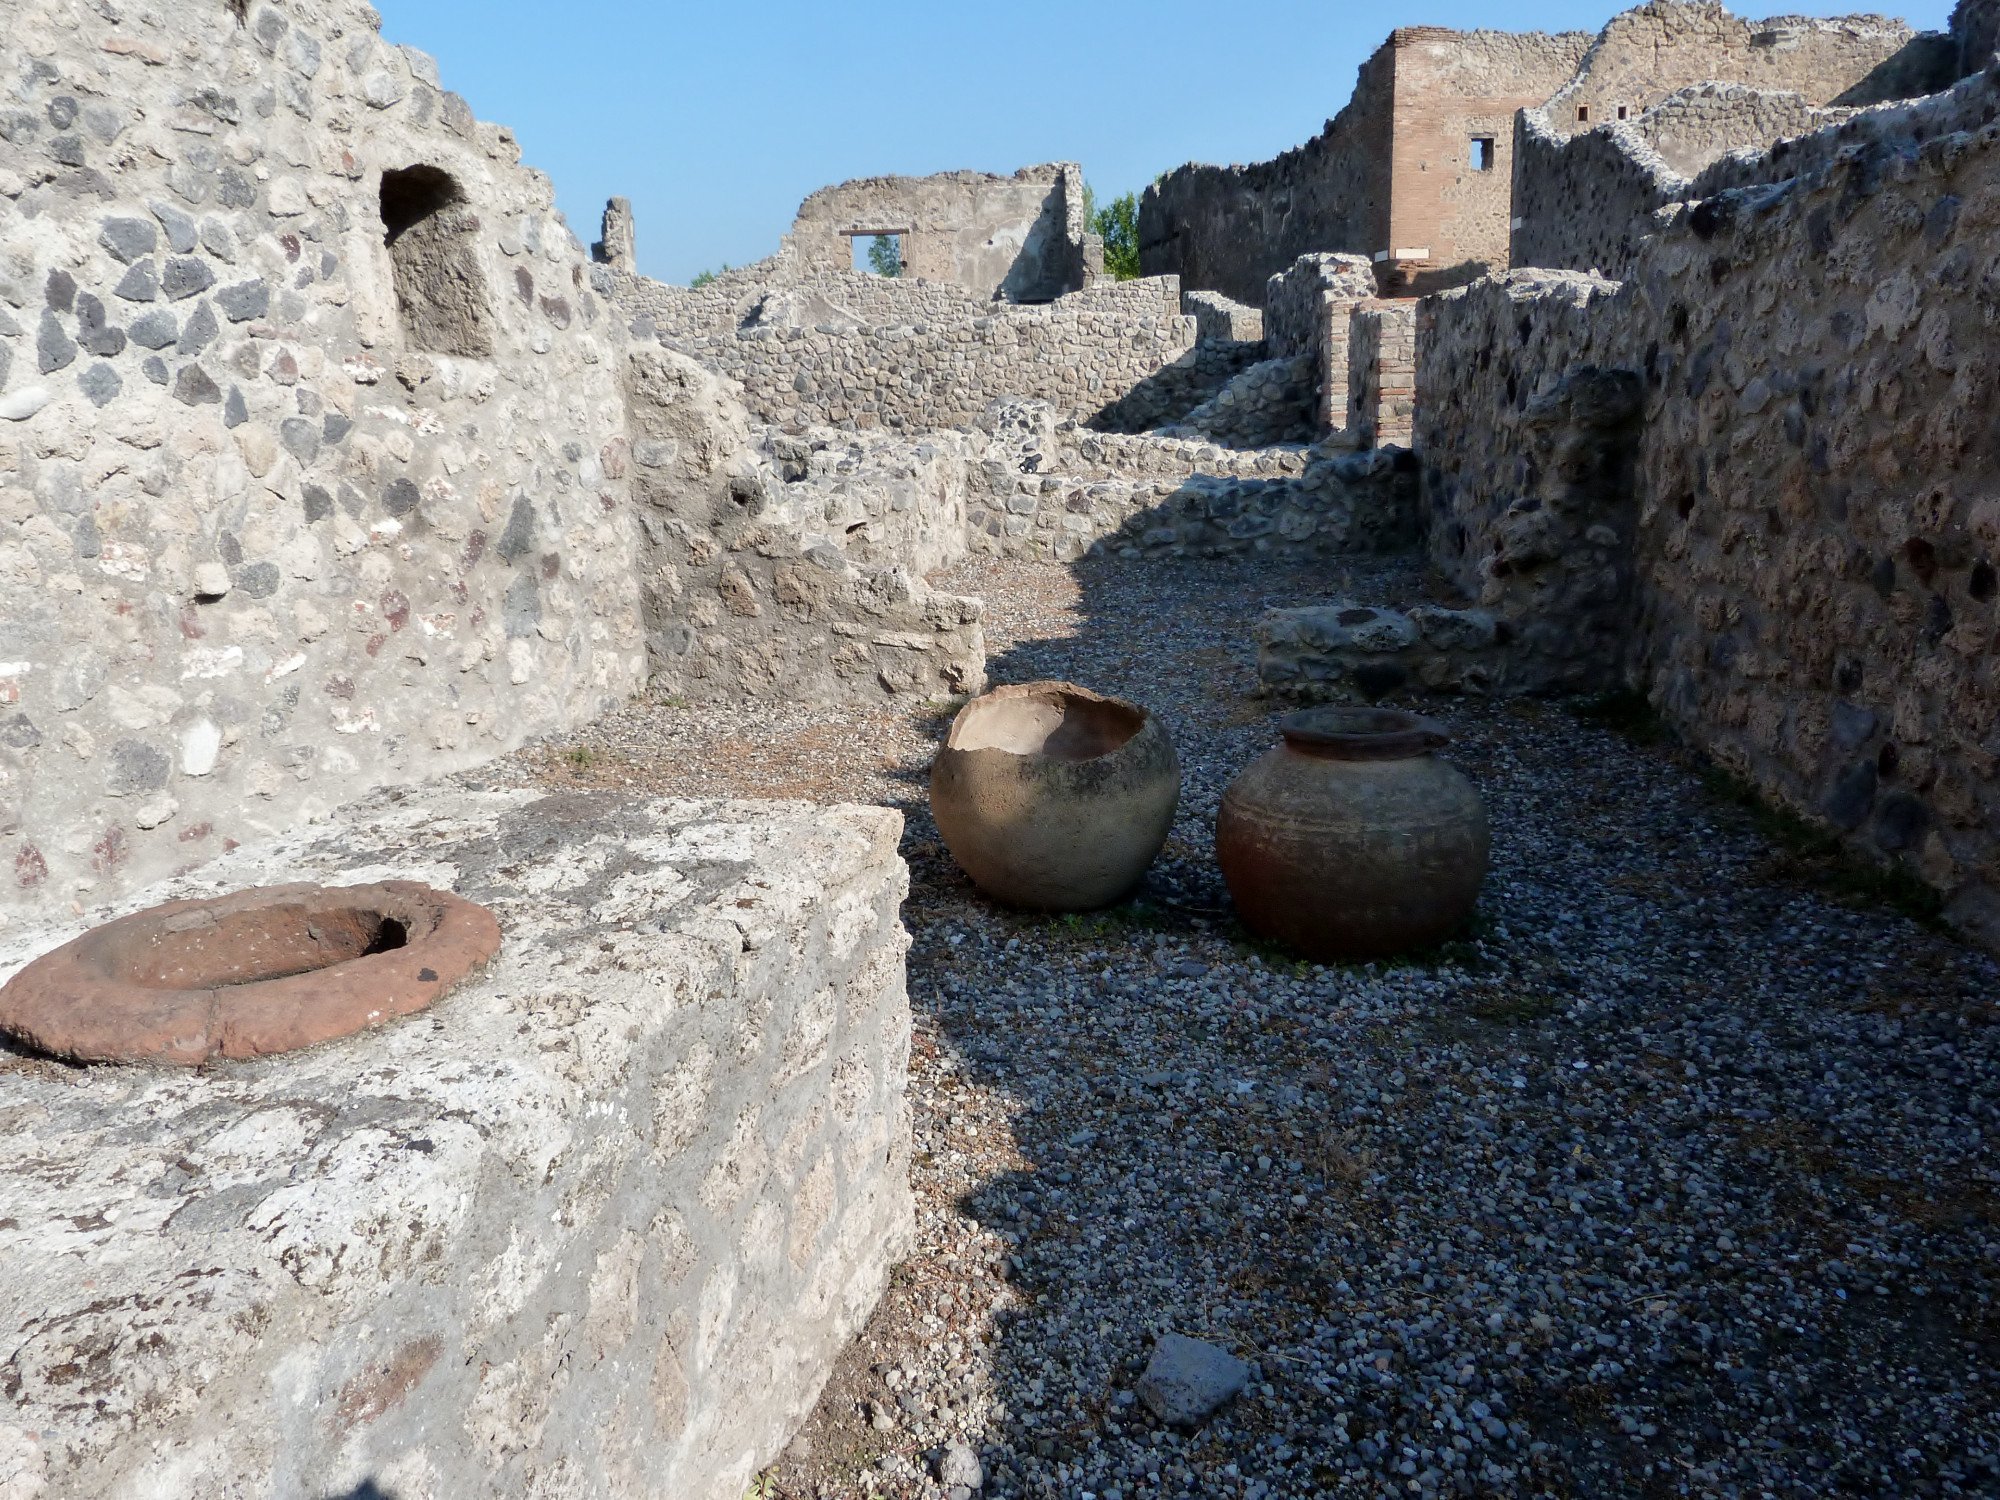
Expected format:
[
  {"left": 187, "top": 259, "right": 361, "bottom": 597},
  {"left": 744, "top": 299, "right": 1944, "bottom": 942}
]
[
  {"left": 690, "top": 263, "right": 730, "bottom": 289},
  {"left": 867, "top": 234, "right": 901, "bottom": 278},
  {"left": 1087, "top": 187, "right": 1141, "bottom": 281}
]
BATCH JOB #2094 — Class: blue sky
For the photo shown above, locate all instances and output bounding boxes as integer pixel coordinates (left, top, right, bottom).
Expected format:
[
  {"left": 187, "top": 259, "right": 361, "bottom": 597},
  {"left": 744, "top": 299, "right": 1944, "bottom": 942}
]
[{"left": 377, "top": 0, "right": 1954, "bottom": 287}]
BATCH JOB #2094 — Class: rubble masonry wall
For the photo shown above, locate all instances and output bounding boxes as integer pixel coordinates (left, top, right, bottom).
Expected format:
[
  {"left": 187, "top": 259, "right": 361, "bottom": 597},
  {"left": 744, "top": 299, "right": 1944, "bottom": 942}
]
[
  {"left": 0, "top": 0, "right": 647, "bottom": 917},
  {"left": 1418, "top": 77, "right": 2000, "bottom": 943}
]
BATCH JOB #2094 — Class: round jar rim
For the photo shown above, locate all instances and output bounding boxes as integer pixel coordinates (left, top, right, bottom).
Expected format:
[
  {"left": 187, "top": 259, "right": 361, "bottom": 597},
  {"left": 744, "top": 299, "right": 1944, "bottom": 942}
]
[{"left": 1276, "top": 706, "right": 1449, "bottom": 760}]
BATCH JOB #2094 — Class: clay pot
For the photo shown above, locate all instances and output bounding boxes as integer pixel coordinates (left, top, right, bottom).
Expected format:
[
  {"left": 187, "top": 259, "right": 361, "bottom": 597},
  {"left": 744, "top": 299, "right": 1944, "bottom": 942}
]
[
  {"left": 930, "top": 681, "right": 1180, "bottom": 911},
  {"left": 1216, "top": 707, "right": 1488, "bottom": 960}
]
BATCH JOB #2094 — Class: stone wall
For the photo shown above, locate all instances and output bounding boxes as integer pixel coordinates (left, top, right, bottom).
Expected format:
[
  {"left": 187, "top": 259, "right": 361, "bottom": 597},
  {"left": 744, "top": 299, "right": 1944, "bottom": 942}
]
[
  {"left": 1265, "top": 252, "right": 1375, "bottom": 432},
  {"left": 657, "top": 278, "right": 1195, "bottom": 434},
  {"left": 789, "top": 165, "right": 1092, "bottom": 304},
  {"left": 1157, "top": 355, "right": 1318, "bottom": 449},
  {"left": 966, "top": 399, "right": 1417, "bottom": 565},
  {"left": 621, "top": 349, "right": 984, "bottom": 706},
  {"left": 1412, "top": 72, "right": 2000, "bottom": 945},
  {"left": 1183, "top": 289, "right": 1263, "bottom": 343},
  {"left": 1509, "top": 106, "right": 1690, "bottom": 277},
  {"left": 1540, "top": 0, "right": 1942, "bottom": 134},
  {"left": 0, "top": 785, "right": 914, "bottom": 1500},
  {"left": 0, "top": 0, "right": 648, "bottom": 916},
  {"left": 1348, "top": 300, "right": 1417, "bottom": 446},
  {"left": 1140, "top": 27, "right": 1589, "bottom": 305},
  {"left": 1415, "top": 271, "right": 1639, "bottom": 695}
]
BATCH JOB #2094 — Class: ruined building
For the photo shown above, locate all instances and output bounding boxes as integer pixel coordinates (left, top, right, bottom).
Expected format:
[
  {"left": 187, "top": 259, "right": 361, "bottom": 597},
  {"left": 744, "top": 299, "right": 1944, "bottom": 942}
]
[
  {"left": 10, "top": 0, "right": 2000, "bottom": 1490},
  {"left": 1140, "top": 0, "right": 1955, "bottom": 298}
]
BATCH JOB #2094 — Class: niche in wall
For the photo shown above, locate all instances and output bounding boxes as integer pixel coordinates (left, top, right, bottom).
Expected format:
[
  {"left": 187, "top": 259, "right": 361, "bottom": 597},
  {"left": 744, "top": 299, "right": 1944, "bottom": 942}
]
[{"left": 380, "top": 164, "right": 495, "bottom": 358}]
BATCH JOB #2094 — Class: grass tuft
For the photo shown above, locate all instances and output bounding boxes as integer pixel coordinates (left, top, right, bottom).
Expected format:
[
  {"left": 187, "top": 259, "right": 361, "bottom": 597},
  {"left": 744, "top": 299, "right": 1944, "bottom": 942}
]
[{"left": 1699, "top": 766, "right": 1946, "bottom": 928}]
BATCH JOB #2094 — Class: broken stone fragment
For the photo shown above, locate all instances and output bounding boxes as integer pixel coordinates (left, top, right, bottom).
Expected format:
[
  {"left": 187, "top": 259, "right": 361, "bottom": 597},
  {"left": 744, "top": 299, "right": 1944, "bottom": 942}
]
[
  {"left": 193, "top": 561, "right": 231, "bottom": 597},
  {"left": 1135, "top": 1333, "right": 1250, "bottom": 1425},
  {"left": 934, "top": 1441, "right": 983, "bottom": 1491}
]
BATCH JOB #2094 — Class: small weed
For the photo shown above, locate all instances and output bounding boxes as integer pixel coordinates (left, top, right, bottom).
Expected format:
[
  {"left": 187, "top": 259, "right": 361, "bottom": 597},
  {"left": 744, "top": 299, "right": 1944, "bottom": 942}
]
[
  {"left": 1574, "top": 687, "right": 1670, "bottom": 746},
  {"left": 563, "top": 747, "right": 597, "bottom": 772},
  {"left": 743, "top": 1475, "right": 780, "bottom": 1500},
  {"left": 1046, "top": 900, "right": 1175, "bottom": 940},
  {"left": 1317, "top": 1127, "right": 1374, "bottom": 1186},
  {"left": 656, "top": 694, "right": 690, "bottom": 710}
]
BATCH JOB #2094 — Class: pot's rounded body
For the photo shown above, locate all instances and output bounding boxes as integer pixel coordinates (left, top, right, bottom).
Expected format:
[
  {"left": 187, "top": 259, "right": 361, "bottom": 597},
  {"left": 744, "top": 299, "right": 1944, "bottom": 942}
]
[
  {"left": 931, "top": 681, "right": 1180, "bottom": 911},
  {"left": 1217, "top": 707, "right": 1488, "bottom": 960}
]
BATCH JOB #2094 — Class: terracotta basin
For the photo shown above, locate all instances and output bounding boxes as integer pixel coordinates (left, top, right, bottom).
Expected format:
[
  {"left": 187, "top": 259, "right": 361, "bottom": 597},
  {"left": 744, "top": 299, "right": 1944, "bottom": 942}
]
[
  {"left": 0, "top": 881, "right": 502, "bottom": 1065},
  {"left": 930, "top": 681, "right": 1180, "bottom": 911},
  {"left": 1216, "top": 706, "right": 1488, "bottom": 960}
]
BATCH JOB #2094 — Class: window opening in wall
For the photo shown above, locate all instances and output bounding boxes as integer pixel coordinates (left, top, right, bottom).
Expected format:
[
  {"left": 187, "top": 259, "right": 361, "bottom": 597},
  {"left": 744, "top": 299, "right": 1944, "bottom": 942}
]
[
  {"left": 853, "top": 233, "right": 903, "bottom": 278},
  {"left": 380, "top": 164, "right": 494, "bottom": 358},
  {"left": 1576, "top": 105, "right": 1589, "bottom": 123},
  {"left": 1469, "top": 137, "right": 1495, "bottom": 172},
  {"left": 1617, "top": 104, "right": 1629, "bottom": 120}
]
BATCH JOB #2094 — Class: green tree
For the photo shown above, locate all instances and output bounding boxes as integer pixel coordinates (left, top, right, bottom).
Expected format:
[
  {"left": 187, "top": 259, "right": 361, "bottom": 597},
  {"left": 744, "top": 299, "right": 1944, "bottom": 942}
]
[
  {"left": 867, "top": 234, "right": 901, "bottom": 277},
  {"left": 1087, "top": 188, "right": 1141, "bottom": 281},
  {"left": 690, "top": 262, "right": 730, "bottom": 289}
]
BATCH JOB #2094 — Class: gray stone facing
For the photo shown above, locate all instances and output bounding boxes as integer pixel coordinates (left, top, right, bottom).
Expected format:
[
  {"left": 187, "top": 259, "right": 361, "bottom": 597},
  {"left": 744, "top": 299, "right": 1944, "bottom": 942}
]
[{"left": 0, "top": 787, "right": 914, "bottom": 1500}]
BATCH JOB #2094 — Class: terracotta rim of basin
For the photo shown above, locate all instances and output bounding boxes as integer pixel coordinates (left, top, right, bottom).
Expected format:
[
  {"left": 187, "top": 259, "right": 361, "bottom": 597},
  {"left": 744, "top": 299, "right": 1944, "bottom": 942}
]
[
  {"left": 1276, "top": 706, "right": 1449, "bottom": 761},
  {"left": 0, "top": 881, "right": 502, "bottom": 1065}
]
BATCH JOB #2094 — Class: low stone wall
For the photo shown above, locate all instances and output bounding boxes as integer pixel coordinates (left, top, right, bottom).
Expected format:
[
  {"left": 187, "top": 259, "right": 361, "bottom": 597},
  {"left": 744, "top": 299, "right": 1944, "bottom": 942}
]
[
  {"left": 1087, "top": 337, "right": 1266, "bottom": 434},
  {"left": 1158, "top": 355, "right": 1318, "bottom": 449},
  {"left": 623, "top": 350, "right": 983, "bottom": 705},
  {"left": 1050, "top": 427, "right": 1314, "bottom": 484},
  {"left": 1257, "top": 601, "right": 1507, "bottom": 700},
  {"left": 1183, "top": 290, "right": 1264, "bottom": 343},
  {"left": 0, "top": 785, "right": 914, "bottom": 1500},
  {"left": 657, "top": 280, "right": 1195, "bottom": 434},
  {"left": 1348, "top": 301, "right": 1417, "bottom": 446},
  {"left": 967, "top": 406, "right": 1418, "bottom": 565},
  {"left": 611, "top": 262, "right": 993, "bottom": 348}
]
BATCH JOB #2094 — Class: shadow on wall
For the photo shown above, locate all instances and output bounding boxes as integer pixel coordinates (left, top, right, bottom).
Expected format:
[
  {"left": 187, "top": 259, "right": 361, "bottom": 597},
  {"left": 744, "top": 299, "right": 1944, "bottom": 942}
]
[
  {"left": 328, "top": 1484, "right": 396, "bottom": 1500},
  {"left": 1829, "top": 30, "right": 1962, "bottom": 106},
  {"left": 1382, "top": 258, "right": 1493, "bottom": 299},
  {"left": 1088, "top": 341, "right": 1269, "bottom": 435},
  {"left": 999, "top": 180, "right": 1076, "bottom": 304}
]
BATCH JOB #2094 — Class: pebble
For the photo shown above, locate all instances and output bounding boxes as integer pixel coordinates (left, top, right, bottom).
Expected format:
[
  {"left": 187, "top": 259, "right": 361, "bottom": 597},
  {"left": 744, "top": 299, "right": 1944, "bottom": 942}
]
[{"left": 1137, "top": 1334, "right": 1252, "bottom": 1425}]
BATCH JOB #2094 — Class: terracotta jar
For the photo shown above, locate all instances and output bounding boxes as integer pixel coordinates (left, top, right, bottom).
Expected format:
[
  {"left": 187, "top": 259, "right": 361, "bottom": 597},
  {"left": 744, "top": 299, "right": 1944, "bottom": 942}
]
[
  {"left": 1216, "top": 707, "right": 1488, "bottom": 960},
  {"left": 931, "top": 681, "right": 1180, "bottom": 911}
]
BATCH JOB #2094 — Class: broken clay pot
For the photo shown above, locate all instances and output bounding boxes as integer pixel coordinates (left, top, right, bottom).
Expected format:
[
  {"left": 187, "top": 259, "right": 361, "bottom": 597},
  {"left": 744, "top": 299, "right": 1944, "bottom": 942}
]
[
  {"left": 1216, "top": 706, "right": 1488, "bottom": 960},
  {"left": 930, "top": 681, "right": 1180, "bottom": 911}
]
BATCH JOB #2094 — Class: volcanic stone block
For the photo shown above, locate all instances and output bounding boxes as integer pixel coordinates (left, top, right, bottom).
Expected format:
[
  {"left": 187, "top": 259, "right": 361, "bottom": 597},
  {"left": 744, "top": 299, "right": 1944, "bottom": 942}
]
[{"left": 0, "top": 786, "right": 915, "bottom": 1500}]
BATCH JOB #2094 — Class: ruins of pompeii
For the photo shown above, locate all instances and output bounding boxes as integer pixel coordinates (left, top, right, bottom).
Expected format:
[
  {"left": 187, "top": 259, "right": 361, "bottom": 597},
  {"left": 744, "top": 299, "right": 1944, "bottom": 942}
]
[{"left": 10, "top": 0, "right": 2000, "bottom": 1493}]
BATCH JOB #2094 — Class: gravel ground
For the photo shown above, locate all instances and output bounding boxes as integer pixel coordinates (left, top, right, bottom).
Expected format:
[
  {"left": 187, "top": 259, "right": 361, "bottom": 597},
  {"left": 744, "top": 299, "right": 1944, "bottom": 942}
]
[{"left": 504, "top": 550, "right": 2000, "bottom": 1500}]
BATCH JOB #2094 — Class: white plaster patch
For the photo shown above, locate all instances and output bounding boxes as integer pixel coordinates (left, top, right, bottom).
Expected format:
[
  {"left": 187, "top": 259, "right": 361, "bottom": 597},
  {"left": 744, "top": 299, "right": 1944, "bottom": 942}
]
[{"left": 180, "top": 646, "right": 245, "bottom": 680}]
